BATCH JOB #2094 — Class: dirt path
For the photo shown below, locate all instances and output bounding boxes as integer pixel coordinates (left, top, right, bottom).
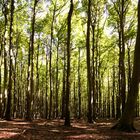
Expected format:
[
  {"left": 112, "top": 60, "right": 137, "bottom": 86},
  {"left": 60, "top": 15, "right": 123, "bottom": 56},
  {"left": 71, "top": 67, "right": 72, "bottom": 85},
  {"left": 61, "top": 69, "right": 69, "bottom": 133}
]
[{"left": 0, "top": 119, "right": 140, "bottom": 140}]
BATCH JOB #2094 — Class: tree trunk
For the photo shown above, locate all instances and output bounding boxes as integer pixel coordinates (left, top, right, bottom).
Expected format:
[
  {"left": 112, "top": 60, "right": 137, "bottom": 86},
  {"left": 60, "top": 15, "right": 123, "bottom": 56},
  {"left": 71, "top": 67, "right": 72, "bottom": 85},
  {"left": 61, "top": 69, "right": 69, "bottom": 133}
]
[
  {"left": 2, "top": 0, "right": 8, "bottom": 118},
  {"left": 64, "top": 0, "right": 73, "bottom": 126},
  {"left": 86, "top": 0, "right": 93, "bottom": 123},
  {"left": 5, "top": 0, "right": 14, "bottom": 120},
  {"left": 120, "top": 0, "right": 126, "bottom": 114},
  {"left": 35, "top": 40, "right": 40, "bottom": 117},
  {"left": 112, "top": 64, "right": 115, "bottom": 118},
  {"left": 49, "top": 1, "right": 57, "bottom": 119},
  {"left": 107, "top": 71, "right": 110, "bottom": 118},
  {"left": 73, "top": 79, "right": 77, "bottom": 118},
  {"left": 78, "top": 47, "right": 81, "bottom": 119},
  {"left": 26, "top": 0, "right": 38, "bottom": 121},
  {"left": 55, "top": 41, "right": 59, "bottom": 118},
  {"left": 13, "top": 31, "right": 19, "bottom": 118},
  {"left": 127, "top": 45, "right": 131, "bottom": 94},
  {"left": 45, "top": 46, "right": 48, "bottom": 119},
  {"left": 61, "top": 49, "right": 66, "bottom": 119},
  {"left": 0, "top": 38, "right": 2, "bottom": 118},
  {"left": 91, "top": 24, "right": 96, "bottom": 121},
  {"left": 116, "top": 28, "right": 122, "bottom": 119}
]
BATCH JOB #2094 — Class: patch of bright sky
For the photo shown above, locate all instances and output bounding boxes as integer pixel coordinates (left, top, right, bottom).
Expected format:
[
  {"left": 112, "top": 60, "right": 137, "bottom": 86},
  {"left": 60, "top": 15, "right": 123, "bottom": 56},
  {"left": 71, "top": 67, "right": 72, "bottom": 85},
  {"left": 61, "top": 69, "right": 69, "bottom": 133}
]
[
  {"left": 36, "top": 0, "right": 51, "bottom": 19},
  {"left": 77, "top": 0, "right": 86, "bottom": 17},
  {"left": 77, "top": 0, "right": 82, "bottom": 8},
  {"left": 42, "top": 0, "right": 51, "bottom": 13},
  {"left": 103, "top": 6, "right": 113, "bottom": 37},
  {"left": 59, "top": 1, "right": 69, "bottom": 16}
]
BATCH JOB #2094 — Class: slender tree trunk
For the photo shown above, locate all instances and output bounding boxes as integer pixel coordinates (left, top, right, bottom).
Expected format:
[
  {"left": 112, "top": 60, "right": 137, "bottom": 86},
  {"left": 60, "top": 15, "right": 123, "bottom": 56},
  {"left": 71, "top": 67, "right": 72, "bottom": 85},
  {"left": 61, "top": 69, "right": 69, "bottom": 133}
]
[
  {"left": 26, "top": 43, "right": 31, "bottom": 120},
  {"left": 52, "top": 76, "right": 55, "bottom": 118},
  {"left": 5, "top": 0, "right": 14, "bottom": 120},
  {"left": 112, "top": 64, "right": 115, "bottom": 118},
  {"left": 55, "top": 41, "right": 59, "bottom": 118},
  {"left": 91, "top": 24, "right": 96, "bottom": 121},
  {"left": 13, "top": 31, "right": 19, "bottom": 118},
  {"left": 45, "top": 47, "right": 48, "bottom": 119},
  {"left": 13, "top": 46, "right": 18, "bottom": 118},
  {"left": 78, "top": 47, "right": 81, "bottom": 119},
  {"left": 107, "top": 71, "right": 110, "bottom": 118},
  {"left": 2, "top": 0, "right": 8, "bottom": 118},
  {"left": 61, "top": 49, "right": 66, "bottom": 119},
  {"left": 95, "top": 15, "right": 100, "bottom": 118},
  {"left": 73, "top": 78, "right": 77, "bottom": 118},
  {"left": 49, "top": 1, "right": 57, "bottom": 119},
  {"left": 35, "top": 40, "right": 40, "bottom": 117},
  {"left": 0, "top": 38, "right": 2, "bottom": 118},
  {"left": 127, "top": 45, "right": 131, "bottom": 94},
  {"left": 116, "top": 28, "right": 122, "bottom": 119},
  {"left": 64, "top": 0, "right": 73, "bottom": 126},
  {"left": 95, "top": 53, "right": 98, "bottom": 117},
  {"left": 26, "top": 0, "right": 38, "bottom": 121},
  {"left": 86, "top": 0, "right": 93, "bottom": 123},
  {"left": 17, "top": 64, "right": 21, "bottom": 118},
  {"left": 120, "top": 0, "right": 126, "bottom": 114},
  {"left": 98, "top": 56, "right": 102, "bottom": 117}
]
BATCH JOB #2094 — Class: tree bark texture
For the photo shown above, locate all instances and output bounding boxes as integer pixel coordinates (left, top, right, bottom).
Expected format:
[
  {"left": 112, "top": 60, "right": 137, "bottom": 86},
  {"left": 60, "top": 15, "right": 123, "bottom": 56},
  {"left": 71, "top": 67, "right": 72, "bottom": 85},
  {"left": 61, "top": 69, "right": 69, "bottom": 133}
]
[
  {"left": 86, "top": 0, "right": 93, "bottom": 123},
  {"left": 64, "top": 0, "right": 73, "bottom": 126},
  {"left": 5, "top": 0, "right": 14, "bottom": 120}
]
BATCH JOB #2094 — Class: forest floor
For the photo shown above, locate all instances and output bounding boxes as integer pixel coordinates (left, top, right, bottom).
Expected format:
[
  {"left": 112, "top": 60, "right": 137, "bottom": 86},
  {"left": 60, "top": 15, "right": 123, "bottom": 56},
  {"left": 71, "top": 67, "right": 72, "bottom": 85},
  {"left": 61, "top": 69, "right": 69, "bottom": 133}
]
[{"left": 0, "top": 118, "right": 140, "bottom": 140}]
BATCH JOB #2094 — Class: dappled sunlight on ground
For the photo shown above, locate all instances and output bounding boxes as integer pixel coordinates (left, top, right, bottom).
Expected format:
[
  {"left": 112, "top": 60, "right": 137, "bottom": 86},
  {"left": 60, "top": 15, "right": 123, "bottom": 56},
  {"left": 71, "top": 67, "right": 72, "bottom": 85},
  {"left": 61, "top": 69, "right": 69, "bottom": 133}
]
[
  {"left": 66, "top": 134, "right": 110, "bottom": 140},
  {"left": 0, "top": 118, "right": 140, "bottom": 139}
]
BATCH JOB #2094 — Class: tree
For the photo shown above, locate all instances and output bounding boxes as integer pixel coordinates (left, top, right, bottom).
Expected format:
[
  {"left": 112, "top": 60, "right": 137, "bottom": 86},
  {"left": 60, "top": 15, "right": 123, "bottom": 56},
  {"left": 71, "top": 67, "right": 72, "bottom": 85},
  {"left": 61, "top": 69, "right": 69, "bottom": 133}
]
[
  {"left": 61, "top": 46, "right": 66, "bottom": 119},
  {"left": 5, "top": 0, "right": 14, "bottom": 120},
  {"left": 64, "top": 0, "right": 74, "bottom": 126},
  {"left": 55, "top": 37, "right": 59, "bottom": 118},
  {"left": 91, "top": 15, "right": 96, "bottom": 121},
  {"left": 2, "top": 0, "right": 9, "bottom": 119},
  {"left": 49, "top": 0, "right": 57, "bottom": 119},
  {"left": 86, "top": 0, "right": 93, "bottom": 123},
  {"left": 26, "top": 0, "right": 38, "bottom": 121},
  {"left": 45, "top": 46, "right": 48, "bottom": 119},
  {"left": 0, "top": 36, "right": 2, "bottom": 118},
  {"left": 112, "top": 0, "right": 140, "bottom": 132},
  {"left": 78, "top": 47, "right": 81, "bottom": 119}
]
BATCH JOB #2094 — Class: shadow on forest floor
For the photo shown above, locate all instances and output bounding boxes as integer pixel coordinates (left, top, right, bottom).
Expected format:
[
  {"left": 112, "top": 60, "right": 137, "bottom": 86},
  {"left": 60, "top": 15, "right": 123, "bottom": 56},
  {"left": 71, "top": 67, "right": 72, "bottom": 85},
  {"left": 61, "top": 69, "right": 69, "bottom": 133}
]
[{"left": 0, "top": 118, "right": 140, "bottom": 139}]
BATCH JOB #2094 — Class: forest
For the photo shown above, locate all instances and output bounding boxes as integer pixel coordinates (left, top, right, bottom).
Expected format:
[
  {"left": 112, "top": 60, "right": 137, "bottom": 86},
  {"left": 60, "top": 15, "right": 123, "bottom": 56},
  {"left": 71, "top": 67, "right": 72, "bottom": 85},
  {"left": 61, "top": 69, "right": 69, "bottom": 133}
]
[{"left": 1, "top": 0, "right": 140, "bottom": 139}]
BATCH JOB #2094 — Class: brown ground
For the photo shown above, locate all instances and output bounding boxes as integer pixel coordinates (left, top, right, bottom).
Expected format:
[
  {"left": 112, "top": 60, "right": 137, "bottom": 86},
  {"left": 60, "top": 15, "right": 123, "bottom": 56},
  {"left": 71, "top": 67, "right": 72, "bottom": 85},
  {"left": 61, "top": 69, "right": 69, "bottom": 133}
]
[{"left": 0, "top": 118, "right": 140, "bottom": 140}]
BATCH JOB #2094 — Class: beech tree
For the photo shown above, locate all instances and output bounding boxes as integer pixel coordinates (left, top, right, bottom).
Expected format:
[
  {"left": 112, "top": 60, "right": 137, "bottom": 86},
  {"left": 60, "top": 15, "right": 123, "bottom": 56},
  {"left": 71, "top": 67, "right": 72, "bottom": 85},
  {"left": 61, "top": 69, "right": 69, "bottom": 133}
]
[
  {"left": 26, "top": 0, "right": 38, "bottom": 121},
  {"left": 64, "top": 0, "right": 74, "bottom": 126},
  {"left": 86, "top": 0, "right": 93, "bottom": 123},
  {"left": 5, "top": 0, "right": 14, "bottom": 120}
]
